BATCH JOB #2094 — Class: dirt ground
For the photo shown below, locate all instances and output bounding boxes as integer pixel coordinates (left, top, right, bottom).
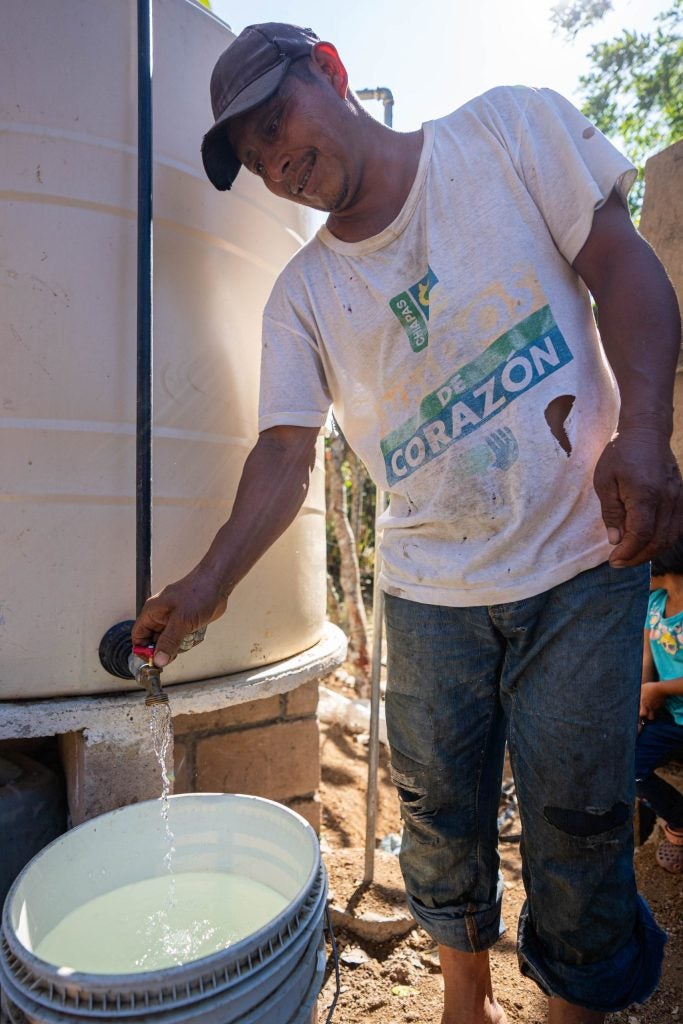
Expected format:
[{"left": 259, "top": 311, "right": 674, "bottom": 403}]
[{"left": 315, "top": 675, "right": 682, "bottom": 1024}]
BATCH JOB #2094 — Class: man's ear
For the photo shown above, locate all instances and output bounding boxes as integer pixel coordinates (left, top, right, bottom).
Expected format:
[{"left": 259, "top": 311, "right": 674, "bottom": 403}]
[{"left": 311, "top": 41, "right": 348, "bottom": 97}]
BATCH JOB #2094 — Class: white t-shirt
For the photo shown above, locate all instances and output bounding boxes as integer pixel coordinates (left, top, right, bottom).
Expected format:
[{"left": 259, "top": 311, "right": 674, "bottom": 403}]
[{"left": 258, "top": 86, "right": 636, "bottom": 606}]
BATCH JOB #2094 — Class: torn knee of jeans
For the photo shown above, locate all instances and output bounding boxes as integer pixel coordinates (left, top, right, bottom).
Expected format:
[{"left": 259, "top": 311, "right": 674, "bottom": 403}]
[
  {"left": 390, "top": 764, "right": 436, "bottom": 824},
  {"left": 543, "top": 802, "right": 630, "bottom": 837},
  {"left": 390, "top": 766, "right": 426, "bottom": 804}
]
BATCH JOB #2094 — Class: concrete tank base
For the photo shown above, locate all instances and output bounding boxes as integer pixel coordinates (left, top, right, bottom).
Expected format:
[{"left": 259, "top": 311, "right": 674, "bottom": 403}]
[{"left": 0, "top": 623, "right": 346, "bottom": 829}]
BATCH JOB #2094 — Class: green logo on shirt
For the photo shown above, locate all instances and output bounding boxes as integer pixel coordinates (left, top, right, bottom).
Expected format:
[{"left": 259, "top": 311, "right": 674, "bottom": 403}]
[
  {"left": 389, "top": 267, "right": 439, "bottom": 352},
  {"left": 381, "top": 305, "right": 573, "bottom": 484}
]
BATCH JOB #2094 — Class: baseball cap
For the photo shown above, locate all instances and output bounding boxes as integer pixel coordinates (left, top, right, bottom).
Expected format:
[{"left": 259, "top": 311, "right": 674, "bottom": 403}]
[{"left": 201, "top": 22, "right": 320, "bottom": 191}]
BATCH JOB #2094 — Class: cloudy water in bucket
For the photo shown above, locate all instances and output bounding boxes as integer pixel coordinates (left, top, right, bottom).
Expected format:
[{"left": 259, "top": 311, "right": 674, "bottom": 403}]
[{"left": 33, "top": 872, "right": 289, "bottom": 973}]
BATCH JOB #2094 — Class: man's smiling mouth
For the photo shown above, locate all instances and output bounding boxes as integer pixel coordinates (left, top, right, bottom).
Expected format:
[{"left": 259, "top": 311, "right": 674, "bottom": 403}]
[{"left": 293, "top": 155, "right": 315, "bottom": 195}]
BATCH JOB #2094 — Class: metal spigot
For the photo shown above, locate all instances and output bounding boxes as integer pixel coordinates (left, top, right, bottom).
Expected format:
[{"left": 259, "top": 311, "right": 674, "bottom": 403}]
[
  {"left": 129, "top": 645, "right": 169, "bottom": 706},
  {"left": 138, "top": 663, "right": 169, "bottom": 707}
]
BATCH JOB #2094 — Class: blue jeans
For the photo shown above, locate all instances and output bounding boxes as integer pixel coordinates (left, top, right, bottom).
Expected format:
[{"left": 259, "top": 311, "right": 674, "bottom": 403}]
[
  {"left": 384, "top": 562, "right": 666, "bottom": 1013},
  {"left": 635, "top": 715, "right": 683, "bottom": 829}
]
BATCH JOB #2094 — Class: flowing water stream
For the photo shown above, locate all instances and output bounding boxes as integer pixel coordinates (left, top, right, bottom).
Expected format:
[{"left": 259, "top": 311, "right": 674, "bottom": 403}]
[{"left": 149, "top": 700, "right": 175, "bottom": 876}]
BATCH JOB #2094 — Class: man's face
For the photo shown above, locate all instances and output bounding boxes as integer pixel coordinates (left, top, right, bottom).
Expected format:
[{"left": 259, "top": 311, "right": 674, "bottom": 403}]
[{"left": 227, "top": 61, "right": 357, "bottom": 213}]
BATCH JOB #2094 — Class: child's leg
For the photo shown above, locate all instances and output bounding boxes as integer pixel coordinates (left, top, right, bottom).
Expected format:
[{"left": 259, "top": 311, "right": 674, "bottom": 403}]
[{"left": 635, "top": 718, "right": 683, "bottom": 829}]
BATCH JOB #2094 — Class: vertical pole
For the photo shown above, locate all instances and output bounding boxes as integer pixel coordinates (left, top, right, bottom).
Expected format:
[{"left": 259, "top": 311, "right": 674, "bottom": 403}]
[
  {"left": 136, "top": 0, "right": 153, "bottom": 616},
  {"left": 363, "top": 90, "right": 394, "bottom": 885},
  {"left": 363, "top": 498, "right": 386, "bottom": 884}
]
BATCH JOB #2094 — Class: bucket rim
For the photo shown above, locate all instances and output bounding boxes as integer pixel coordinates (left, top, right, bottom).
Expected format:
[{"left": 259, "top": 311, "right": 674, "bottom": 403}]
[
  {"left": 2, "top": 794, "right": 322, "bottom": 991},
  {"left": 0, "top": 867, "right": 327, "bottom": 1018}
]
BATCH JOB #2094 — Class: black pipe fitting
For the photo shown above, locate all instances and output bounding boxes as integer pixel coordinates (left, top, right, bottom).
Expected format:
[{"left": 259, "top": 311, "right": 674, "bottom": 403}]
[{"left": 98, "top": 620, "right": 135, "bottom": 679}]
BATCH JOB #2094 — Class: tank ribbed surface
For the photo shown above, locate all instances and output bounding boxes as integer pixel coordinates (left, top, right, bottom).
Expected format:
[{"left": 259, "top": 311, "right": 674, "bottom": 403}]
[{"left": 0, "top": 0, "right": 326, "bottom": 697}]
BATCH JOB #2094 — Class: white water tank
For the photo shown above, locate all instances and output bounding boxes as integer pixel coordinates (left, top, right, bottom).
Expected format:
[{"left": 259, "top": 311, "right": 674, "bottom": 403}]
[{"left": 0, "top": 0, "right": 326, "bottom": 698}]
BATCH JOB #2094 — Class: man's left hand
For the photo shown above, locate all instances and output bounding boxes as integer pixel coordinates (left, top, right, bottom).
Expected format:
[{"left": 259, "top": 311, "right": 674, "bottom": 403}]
[{"left": 594, "top": 425, "right": 683, "bottom": 567}]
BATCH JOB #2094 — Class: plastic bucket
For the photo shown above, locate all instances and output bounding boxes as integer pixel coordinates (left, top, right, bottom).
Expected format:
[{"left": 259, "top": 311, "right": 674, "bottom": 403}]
[{"left": 0, "top": 794, "right": 329, "bottom": 1023}]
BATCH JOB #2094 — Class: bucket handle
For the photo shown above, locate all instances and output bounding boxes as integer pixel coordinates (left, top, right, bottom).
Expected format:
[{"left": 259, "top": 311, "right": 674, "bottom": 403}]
[{"left": 322, "top": 903, "right": 341, "bottom": 1022}]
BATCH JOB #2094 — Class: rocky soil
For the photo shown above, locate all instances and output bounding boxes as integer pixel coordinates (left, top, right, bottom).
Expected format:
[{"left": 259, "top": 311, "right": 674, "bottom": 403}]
[{"left": 315, "top": 676, "right": 682, "bottom": 1024}]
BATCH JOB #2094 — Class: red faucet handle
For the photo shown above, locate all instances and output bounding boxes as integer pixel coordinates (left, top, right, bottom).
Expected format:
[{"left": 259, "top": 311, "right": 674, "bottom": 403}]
[{"left": 132, "top": 643, "right": 156, "bottom": 661}]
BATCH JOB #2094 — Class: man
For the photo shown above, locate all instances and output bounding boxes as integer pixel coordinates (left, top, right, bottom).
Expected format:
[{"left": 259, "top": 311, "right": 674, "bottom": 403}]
[{"left": 133, "top": 22, "right": 683, "bottom": 1024}]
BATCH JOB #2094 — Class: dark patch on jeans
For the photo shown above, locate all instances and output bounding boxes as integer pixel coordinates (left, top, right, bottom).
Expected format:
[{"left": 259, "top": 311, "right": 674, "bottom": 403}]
[
  {"left": 544, "top": 394, "right": 575, "bottom": 455},
  {"left": 390, "top": 763, "right": 444, "bottom": 841},
  {"left": 391, "top": 766, "right": 426, "bottom": 809},
  {"left": 543, "top": 801, "right": 630, "bottom": 836}
]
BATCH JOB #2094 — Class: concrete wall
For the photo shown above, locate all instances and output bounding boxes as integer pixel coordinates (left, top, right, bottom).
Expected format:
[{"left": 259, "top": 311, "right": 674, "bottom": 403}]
[
  {"left": 639, "top": 139, "right": 683, "bottom": 463},
  {"left": 173, "top": 680, "right": 322, "bottom": 832}
]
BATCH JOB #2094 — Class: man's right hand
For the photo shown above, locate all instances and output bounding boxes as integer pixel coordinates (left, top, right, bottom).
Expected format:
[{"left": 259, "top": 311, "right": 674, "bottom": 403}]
[{"left": 132, "top": 564, "right": 229, "bottom": 668}]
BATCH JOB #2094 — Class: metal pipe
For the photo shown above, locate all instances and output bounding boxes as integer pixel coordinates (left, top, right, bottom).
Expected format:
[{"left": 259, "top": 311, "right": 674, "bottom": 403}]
[
  {"left": 136, "top": 0, "right": 154, "bottom": 616},
  {"left": 363, "top": 505, "right": 385, "bottom": 884},
  {"left": 356, "top": 87, "right": 394, "bottom": 128},
  {"left": 358, "top": 82, "right": 394, "bottom": 884}
]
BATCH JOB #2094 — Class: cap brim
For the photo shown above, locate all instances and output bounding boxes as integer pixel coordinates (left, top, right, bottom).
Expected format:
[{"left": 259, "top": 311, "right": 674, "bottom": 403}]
[
  {"left": 201, "top": 124, "right": 242, "bottom": 191},
  {"left": 201, "top": 61, "right": 291, "bottom": 192}
]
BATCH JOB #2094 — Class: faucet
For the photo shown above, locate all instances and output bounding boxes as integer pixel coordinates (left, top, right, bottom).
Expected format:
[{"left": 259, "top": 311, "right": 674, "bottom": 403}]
[
  {"left": 137, "top": 663, "right": 169, "bottom": 706},
  {"left": 129, "top": 645, "right": 169, "bottom": 706}
]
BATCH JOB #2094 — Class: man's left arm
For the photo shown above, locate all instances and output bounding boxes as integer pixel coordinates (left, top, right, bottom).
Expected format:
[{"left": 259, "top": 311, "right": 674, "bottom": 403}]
[{"left": 573, "top": 189, "right": 683, "bottom": 567}]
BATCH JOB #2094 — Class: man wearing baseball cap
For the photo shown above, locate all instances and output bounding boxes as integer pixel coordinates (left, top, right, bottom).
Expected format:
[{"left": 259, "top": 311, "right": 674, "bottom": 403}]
[
  {"left": 135, "top": 21, "right": 682, "bottom": 1024},
  {"left": 201, "top": 23, "right": 321, "bottom": 192}
]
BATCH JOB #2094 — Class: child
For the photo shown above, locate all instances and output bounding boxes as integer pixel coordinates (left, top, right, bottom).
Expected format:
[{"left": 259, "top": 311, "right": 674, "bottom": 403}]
[{"left": 636, "top": 536, "right": 683, "bottom": 873}]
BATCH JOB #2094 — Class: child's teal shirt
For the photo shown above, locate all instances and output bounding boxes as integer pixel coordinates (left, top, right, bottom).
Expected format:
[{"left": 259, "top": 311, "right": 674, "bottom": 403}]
[{"left": 646, "top": 588, "right": 683, "bottom": 726}]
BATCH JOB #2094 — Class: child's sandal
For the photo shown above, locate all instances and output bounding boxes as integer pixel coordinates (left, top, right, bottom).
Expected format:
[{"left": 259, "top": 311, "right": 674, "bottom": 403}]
[{"left": 655, "top": 825, "right": 683, "bottom": 874}]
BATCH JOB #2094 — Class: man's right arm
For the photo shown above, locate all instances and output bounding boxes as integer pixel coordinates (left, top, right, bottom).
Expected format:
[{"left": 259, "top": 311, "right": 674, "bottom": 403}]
[{"left": 132, "top": 424, "right": 320, "bottom": 667}]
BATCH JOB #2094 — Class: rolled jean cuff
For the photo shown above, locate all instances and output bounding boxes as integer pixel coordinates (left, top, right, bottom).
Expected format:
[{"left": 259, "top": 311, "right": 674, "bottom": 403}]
[
  {"left": 517, "top": 896, "right": 667, "bottom": 1013},
  {"left": 406, "top": 892, "right": 505, "bottom": 952}
]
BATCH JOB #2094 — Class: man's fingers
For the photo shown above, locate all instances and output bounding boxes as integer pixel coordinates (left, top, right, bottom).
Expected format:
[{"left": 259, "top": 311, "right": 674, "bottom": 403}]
[
  {"left": 151, "top": 615, "right": 194, "bottom": 667},
  {"left": 596, "top": 471, "right": 626, "bottom": 544},
  {"left": 595, "top": 433, "right": 683, "bottom": 566},
  {"left": 609, "top": 484, "right": 683, "bottom": 566},
  {"left": 607, "top": 500, "right": 656, "bottom": 567},
  {"left": 131, "top": 598, "right": 171, "bottom": 647},
  {"left": 132, "top": 597, "right": 196, "bottom": 667}
]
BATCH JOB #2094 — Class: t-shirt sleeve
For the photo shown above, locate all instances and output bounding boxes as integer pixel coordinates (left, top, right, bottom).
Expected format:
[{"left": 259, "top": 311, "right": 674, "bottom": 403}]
[
  {"left": 258, "top": 273, "right": 332, "bottom": 432},
  {"left": 483, "top": 86, "right": 637, "bottom": 265}
]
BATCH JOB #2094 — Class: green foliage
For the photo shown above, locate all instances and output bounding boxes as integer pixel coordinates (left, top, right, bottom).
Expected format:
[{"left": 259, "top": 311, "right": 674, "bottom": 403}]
[
  {"left": 550, "top": 0, "right": 613, "bottom": 39},
  {"left": 553, "top": 0, "right": 682, "bottom": 212},
  {"left": 580, "top": 2, "right": 683, "bottom": 172}
]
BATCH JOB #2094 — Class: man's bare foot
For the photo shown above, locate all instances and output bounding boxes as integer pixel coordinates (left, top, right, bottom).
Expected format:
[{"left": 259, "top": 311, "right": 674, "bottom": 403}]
[
  {"left": 438, "top": 946, "right": 508, "bottom": 1023},
  {"left": 441, "top": 999, "right": 507, "bottom": 1024}
]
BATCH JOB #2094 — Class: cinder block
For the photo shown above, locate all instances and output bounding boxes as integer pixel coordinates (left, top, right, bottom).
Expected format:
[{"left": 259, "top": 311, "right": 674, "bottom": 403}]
[
  {"left": 173, "top": 694, "right": 281, "bottom": 736},
  {"left": 59, "top": 720, "right": 171, "bottom": 825},
  {"left": 173, "top": 737, "right": 191, "bottom": 793},
  {"left": 285, "top": 681, "right": 319, "bottom": 719},
  {"left": 195, "top": 719, "right": 320, "bottom": 801}
]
